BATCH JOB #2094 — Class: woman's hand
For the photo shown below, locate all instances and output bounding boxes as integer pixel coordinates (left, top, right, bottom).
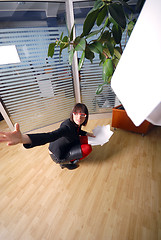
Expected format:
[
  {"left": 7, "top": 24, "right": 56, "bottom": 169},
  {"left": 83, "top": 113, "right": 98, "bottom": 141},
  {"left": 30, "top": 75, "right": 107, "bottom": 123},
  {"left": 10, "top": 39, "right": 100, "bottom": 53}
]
[
  {"left": 86, "top": 132, "right": 95, "bottom": 138},
  {"left": 0, "top": 123, "right": 31, "bottom": 146}
]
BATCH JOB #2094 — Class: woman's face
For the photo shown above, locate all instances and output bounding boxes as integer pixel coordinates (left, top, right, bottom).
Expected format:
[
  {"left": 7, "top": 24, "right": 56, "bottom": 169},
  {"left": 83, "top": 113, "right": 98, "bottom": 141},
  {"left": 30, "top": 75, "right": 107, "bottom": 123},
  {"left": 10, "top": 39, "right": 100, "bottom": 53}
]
[{"left": 73, "top": 109, "right": 86, "bottom": 126}]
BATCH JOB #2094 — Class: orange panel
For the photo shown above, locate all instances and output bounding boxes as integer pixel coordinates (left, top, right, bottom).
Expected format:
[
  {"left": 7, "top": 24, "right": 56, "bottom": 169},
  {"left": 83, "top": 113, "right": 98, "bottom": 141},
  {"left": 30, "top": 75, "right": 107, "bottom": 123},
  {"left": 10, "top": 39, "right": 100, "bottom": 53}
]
[{"left": 112, "top": 105, "right": 153, "bottom": 134}]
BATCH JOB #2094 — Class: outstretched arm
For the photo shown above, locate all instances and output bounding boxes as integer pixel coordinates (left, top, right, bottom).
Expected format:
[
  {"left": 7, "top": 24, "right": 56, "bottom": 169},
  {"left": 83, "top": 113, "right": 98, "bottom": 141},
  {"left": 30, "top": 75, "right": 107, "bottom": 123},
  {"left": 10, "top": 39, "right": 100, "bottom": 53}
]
[{"left": 0, "top": 123, "right": 31, "bottom": 146}]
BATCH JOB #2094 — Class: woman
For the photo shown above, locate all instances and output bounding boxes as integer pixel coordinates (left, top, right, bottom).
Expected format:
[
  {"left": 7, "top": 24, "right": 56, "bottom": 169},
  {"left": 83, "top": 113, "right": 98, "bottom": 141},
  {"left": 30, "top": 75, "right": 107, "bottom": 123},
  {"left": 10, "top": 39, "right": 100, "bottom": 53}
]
[{"left": 0, "top": 103, "right": 95, "bottom": 170}]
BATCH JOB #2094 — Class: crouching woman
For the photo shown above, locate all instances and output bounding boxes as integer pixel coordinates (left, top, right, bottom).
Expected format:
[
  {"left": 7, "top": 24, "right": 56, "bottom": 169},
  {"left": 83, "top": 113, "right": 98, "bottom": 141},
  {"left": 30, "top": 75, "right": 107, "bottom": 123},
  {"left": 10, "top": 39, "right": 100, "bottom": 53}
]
[{"left": 0, "top": 103, "right": 95, "bottom": 170}]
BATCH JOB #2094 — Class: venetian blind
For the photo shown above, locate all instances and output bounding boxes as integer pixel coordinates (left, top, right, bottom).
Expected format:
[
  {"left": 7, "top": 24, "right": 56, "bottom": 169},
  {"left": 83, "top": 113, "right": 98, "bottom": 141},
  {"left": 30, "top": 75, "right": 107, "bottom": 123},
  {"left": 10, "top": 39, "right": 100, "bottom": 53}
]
[
  {"left": 79, "top": 27, "right": 128, "bottom": 113},
  {"left": 0, "top": 27, "right": 75, "bottom": 133},
  {"left": 80, "top": 59, "right": 117, "bottom": 113}
]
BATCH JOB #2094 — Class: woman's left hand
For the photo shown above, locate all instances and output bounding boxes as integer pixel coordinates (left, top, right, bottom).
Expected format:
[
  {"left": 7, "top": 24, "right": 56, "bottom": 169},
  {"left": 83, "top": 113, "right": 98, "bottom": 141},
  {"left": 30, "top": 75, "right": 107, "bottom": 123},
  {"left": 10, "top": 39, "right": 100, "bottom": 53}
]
[{"left": 86, "top": 132, "right": 95, "bottom": 138}]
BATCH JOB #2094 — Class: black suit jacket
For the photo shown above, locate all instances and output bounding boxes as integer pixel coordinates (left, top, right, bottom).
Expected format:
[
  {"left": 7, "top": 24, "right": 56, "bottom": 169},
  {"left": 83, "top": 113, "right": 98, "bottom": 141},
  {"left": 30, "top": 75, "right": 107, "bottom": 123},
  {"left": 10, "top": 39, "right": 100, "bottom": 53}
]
[{"left": 24, "top": 119, "right": 87, "bottom": 162}]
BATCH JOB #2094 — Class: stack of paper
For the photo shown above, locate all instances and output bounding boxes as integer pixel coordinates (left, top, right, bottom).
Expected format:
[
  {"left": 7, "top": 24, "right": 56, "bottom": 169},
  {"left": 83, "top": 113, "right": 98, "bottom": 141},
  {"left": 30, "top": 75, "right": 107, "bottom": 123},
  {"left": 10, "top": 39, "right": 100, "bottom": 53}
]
[{"left": 88, "top": 125, "right": 114, "bottom": 146}]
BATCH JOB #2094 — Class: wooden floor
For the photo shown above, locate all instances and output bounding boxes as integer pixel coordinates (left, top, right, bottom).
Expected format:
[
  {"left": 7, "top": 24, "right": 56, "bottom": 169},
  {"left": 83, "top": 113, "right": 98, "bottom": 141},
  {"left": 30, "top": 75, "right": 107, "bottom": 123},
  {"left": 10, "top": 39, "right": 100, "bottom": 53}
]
[{"left": 0, "top": 118, "right": 161, "bottom": 240}]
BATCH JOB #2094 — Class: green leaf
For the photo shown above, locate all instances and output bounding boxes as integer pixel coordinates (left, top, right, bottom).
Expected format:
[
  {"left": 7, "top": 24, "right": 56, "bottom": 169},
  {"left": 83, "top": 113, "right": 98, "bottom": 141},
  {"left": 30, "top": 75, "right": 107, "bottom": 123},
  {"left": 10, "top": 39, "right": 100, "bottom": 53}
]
[
  {"left": 62, "top": 36, "right": 69, "bottom": 43},
  {"left": 59, "top": 36, "right": 69, "bottom": 50},
  {"left": 93, "top": 0, "right": 104, "bottom": 10},
  {"left": 74, "top": 36, "right": 81, "bottom": 45},
  {"left": 113, "top": 57, "right": 119, "bottom": 68},
  {"left": 70, "top": 24, "right": 75, "bottom": 41},
  {"left": 96, "top": 84, "right": 104, "bottom": 95},
  {"left": 96, "top": 5, "right": 107, "bottom": 26},
  {"left": 102, "top": 73, "right": 107, "bottom": 83},
  {"left": 60, "top": 32, "right": 63, "bottom": 41},
  {"left": 57, "top": 40, "right": 61, "bottom": 45},
  {"left": 78, "top": 51, "right": 85, "bottom": 71},
  {"left": 107, "top": 75, "right": 112, "bottom": 84},
  {"left": 114, "top": 48, "right": 122, "bottom": 59},
  {"left": 83, "top": 8, "right": 100, "bottom": 36},
  {"left": 98, "top": 30, "right": 111, "bottom": 43},
  {"left": 106, "top": 41, "right": 114, "bottom": 56},
  {"left": 60, "top": 42, "right": 68, "bottom": 50},
  {"left": 85, "top": 46, "right": 95, "bottom": 62},
  {"left": 103, "top": 17, "right": 110, "bottom": 30},
  {"left": 127, "top": 20, "right": 135, "bottom": 36},
  {"left": 103, "top": 58, "right": 114, "bottom": 81},
  {"left": 89, "top": 42, "right": 103, "bottom": 54},
  {"left": 69, "top": 49, "right": 75, "bottom": 65},
  {"left": 112, "top": 24, "right": 122, "bottom": 44},
  {"left": 48, "top": 42, "right": 56, "bottom": 58},
  {"left": 99, "top": 52, "right": 106, "bottom": 64},
  {"left": 75, "top": 38, "right": 86, "bottom": 51},
  {"left": 102, "top": 47, "right": 111, "bottom": 58},
  {"left": 109, "top": 3, "right": 126, "bottom": 29},
  {"left": 86, "top": 29, "right": 102, "bottom": 39},
  {"left": 119, "top": 0, "right": 134, "bottom": 13}
]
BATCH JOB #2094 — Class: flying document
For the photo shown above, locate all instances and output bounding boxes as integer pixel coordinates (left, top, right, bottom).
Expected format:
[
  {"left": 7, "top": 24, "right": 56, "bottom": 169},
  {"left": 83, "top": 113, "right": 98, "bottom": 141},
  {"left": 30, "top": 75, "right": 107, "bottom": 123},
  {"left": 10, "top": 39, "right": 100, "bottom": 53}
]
[{"left": 88, "top": 125, "right": 113, "bottom": 146}]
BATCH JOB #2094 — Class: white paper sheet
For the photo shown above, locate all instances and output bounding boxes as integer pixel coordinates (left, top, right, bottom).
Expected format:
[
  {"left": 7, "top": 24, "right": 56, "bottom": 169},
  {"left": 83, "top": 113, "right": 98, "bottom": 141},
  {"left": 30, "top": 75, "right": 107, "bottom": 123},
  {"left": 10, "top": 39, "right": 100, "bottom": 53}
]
[{"left": 88, "top": 125, "right": 114, "bottom": 146}]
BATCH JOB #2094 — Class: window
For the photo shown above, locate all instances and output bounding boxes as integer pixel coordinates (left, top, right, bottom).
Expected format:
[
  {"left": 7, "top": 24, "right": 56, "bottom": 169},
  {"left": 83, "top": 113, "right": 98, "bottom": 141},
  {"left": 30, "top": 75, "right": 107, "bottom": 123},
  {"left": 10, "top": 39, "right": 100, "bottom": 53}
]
[
  {"left": 0, "top": 2, "right": 75, "bottom": 132},
  {"left": 0, "top": 0, "right": 134, "bottom": 132}
]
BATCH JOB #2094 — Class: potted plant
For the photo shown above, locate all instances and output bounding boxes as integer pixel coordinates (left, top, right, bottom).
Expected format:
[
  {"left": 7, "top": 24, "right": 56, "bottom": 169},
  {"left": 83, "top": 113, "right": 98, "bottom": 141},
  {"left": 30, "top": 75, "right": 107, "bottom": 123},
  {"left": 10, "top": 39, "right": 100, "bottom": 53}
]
[
  {"left": 48, "top": 0, "right": 149, "bottom": 133},
  {"left": 48, "top": 0, "right": 139, "bottom": 94}
]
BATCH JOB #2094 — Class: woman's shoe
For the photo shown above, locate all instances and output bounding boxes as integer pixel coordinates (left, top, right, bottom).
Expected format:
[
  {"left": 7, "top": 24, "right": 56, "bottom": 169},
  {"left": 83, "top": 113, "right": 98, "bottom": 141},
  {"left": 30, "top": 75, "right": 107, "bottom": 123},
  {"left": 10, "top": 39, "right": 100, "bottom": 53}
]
[
  {"left": 71, "top": 159, "right": 79, "bottom": 164},
  {"left": 60, "top": 162, "right": 79, "bottom": 170}
]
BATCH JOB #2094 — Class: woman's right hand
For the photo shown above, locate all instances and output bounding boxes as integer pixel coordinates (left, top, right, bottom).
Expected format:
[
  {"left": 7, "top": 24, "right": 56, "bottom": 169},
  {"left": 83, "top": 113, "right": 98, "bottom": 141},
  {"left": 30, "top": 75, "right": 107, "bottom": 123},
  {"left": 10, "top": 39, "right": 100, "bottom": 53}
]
[{"left": 0, "top": 123, "right": 31, "bottom": 146}]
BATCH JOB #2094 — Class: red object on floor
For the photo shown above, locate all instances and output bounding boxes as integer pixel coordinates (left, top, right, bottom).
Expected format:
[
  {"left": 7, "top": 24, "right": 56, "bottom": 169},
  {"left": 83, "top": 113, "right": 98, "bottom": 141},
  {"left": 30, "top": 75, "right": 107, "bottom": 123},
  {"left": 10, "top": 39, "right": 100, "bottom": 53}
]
[
  {"left": 71, "top": 136, "right": 92, "bottom": 162},
  {"left": 79, "top": 135, "right": 92, "bottom": 160}
]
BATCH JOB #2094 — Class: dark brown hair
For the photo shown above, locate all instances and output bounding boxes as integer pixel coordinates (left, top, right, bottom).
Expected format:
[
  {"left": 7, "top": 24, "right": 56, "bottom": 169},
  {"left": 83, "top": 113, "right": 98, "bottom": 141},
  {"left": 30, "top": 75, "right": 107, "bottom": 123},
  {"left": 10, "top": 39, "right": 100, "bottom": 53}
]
[{"left": 70, "top": 103, "right": 89, "bottom": 126}]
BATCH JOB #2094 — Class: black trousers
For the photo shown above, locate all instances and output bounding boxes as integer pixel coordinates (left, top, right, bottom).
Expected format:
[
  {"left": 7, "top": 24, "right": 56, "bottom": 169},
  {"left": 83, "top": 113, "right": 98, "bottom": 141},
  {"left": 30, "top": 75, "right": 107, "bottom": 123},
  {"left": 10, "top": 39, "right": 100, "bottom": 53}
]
[{"left": 49, "top": 144, "right": 83, "bottom": 164}]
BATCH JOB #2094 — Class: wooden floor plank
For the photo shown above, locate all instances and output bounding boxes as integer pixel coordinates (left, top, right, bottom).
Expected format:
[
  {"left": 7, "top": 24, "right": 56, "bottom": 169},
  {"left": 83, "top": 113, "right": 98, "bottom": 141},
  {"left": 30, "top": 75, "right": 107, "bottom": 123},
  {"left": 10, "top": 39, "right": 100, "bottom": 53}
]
[{"left": 0, "top": 119, "right": 161, "bottom": 240}]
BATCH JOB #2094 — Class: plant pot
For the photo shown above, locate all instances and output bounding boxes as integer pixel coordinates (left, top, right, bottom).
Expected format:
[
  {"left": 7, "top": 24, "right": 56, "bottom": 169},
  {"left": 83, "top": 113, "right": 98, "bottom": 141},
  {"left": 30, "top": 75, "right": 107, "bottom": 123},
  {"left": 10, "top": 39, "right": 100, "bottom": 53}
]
[{"left": 111, "top": 105, "right": 153, "bottom": 135}]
